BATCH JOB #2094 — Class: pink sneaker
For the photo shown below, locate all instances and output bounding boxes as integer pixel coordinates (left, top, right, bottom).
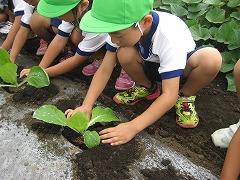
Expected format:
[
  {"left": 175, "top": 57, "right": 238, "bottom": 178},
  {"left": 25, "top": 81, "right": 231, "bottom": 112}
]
[
  {"left": 36, "top": 39, "right": 48, "bottom": 56},
  {"left": 115, "top": 69, "right": 135, "bottom": 90},
  {"left": 82, "top": 59, "right": 102, "bottom": 76},
  {"left": 59, "top": 47, "right": 75, "bottom": 63}
]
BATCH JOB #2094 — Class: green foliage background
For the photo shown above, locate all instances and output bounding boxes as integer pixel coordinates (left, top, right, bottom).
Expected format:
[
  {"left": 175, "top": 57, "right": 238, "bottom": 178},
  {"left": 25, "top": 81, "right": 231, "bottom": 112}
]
[{"left": 154, "top": 0, "right": 240, "bottom": 91}]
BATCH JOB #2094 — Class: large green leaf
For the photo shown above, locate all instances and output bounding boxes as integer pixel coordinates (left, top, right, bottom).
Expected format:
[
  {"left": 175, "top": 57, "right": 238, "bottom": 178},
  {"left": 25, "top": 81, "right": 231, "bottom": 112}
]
[
  {"left": 66, "top": 112, "right": 88, "bottom": 134},
  {"left": 88, "top": 106, "right": 121, "bottom": 128},
  {"left": 0, "top": 48, "right": 11, "bottom": 67},
  {"left": 220, "top": 51, "right": 235, "bottom": 73},
  {"left": 33, "top": 105, "right": 67, "bottom": 126},
  {"left": 230, "top": 11, "right": 240, "bottom": 21},
  {"left": 227, "top": 0, "right": 240, "bottom": 8},
  {"left": 170, "top": 4, "right": 188, "bottom": 17},
  {"left": 187, "top": 10, "right": 207, "bottom": 20},
  {"left": 188, "top": 3, "right": 209, "bottom": 12},
  {"left": 205, "top": 7, "right": 226, "bottom": 23},
  {"left": 162, "top": 0, "right": 183, "bottom": 5},
  {"left": 25, "top": 66, "right": 50, "bottom": 88},
  {"left": 0, "top": 63, "right": 18, "bottom": 86},
  {"left": 215, "top": 20, "right": 238, "bottom": 44},
  {"left": 228, "top": 28, "right": 240, "bottom": 50},
  {"left": 189, "top": 24, "right": 211, "bottom": 41},
  {"left": 226, "top": 73, "right": 236, "bottom": 92},
  {"left": 182, "top": 0, "right": 202, "bottom": 4},
  {"left": 202, "top": 0, "right": 222, "bottom": 5},
  {"left": 83, "top": 130, "right": 100, "bottom": 148}
]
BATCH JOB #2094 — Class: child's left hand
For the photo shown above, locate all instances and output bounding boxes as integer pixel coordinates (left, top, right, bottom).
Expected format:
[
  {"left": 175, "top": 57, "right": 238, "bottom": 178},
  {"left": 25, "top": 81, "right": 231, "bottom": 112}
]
[{"left": 99, "top": 122, "right": 138, "bottom": 146}]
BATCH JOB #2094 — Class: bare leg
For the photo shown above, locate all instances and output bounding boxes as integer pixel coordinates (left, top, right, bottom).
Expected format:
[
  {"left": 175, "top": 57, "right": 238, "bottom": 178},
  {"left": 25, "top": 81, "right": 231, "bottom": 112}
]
[
  {"left": 234, "top": 60, "right": 240, "bottom": 102},
  {"left": 117, "top": 47, "right": 152, "bottom": 88},
  {"left": 30, "top": 12, "right": 55, "bottom": 43},
  {"left": 180, "top": 47, "right": 222, "bottom": 96}
]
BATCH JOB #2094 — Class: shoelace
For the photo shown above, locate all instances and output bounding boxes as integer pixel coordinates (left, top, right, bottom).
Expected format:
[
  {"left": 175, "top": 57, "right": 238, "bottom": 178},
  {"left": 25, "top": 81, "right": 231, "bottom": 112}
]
[
  {"left": 92, "top": 60, "right": 101, "bottom": 68},
  {"left": 182, "top": 102, "right": 191, "bottom": 112}
]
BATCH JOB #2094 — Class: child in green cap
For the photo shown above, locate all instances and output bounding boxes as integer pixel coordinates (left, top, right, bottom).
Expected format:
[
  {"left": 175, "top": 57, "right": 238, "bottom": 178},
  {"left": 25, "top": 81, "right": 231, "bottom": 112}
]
[
  {"left": 65, "top": 0, "right": 222, "bottom": 146},
  {"left": 20, "top": 0, "right": 134, "bottom": 90}
]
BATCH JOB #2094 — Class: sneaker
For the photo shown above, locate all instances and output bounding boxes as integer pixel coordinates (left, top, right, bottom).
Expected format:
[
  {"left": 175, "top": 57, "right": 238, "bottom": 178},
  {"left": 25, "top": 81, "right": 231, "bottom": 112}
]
[
  {"left": 36, "top": 39, "right": 48, "bottom": 56},
  {"left": 59, "top": 47, "right": 75, "bottom": 63},
  {"left": 211, "top": 120, "right": 240, "bottom": 148},
  {"left": 115, "top": 69, "right": 135, "bottom": 90},
  {"left": 175, "top": 95, "right": 199, "bottom": 128},
  {"left": 82, "top": 59, "right": 102, "bottom": 76},
  {"left": 0, "top": 21, "right": 13, "bottom": 34},
  {"left": 113, "top": 82, "right": 160, "bottom": 106}
]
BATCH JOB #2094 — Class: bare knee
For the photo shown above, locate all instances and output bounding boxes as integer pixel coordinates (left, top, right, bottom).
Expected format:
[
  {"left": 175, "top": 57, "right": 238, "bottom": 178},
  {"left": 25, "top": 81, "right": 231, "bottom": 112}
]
[
  {"left": 117, "top": 47, "right": 141, "bottom": 66},
  {"left": 30, "top": 12, "right": 50, "bottom": 32}
]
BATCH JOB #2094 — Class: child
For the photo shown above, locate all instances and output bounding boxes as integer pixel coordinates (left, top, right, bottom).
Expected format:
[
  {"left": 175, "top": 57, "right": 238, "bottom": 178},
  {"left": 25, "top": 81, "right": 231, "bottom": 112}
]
[
  {"left": 0, "top": 0, "right": 26, "bottom": 51},
  {"left": 212, "top": 60, "right": 240, "bottom": 179},
  {"left": 20, "top": 0, "right": 134, "bottom": 90},
  {"left": 65, "top": 0, "right": 222, "bottom": 146},
  {"left": 9, "top": 0, "right": 63, "bottom": 63}
]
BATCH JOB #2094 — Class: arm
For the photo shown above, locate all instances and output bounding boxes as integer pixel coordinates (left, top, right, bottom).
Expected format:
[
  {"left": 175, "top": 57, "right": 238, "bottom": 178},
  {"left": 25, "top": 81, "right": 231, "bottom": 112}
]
[
  {"left": 65, "top": 51, "right": 117, "bottom": 118},
  {"left": 1, "top": 15, "right": 22, "bottom": 51},
  {"left": 38, "top": 35, "right": 69, "bottom": 68},
  {"left": 10, "top": 26, "right": 31, "bottom": 63},
  {"left": 99, "top": 77, "right": 180, "bottom": 146},
  {"left": 220, "top": 128, "right": 240, "bottom": 179}
]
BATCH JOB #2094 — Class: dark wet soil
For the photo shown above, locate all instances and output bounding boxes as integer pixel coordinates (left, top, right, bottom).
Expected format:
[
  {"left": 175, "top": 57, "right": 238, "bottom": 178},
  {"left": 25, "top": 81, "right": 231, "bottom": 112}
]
[{"left": 3, "top": 36, "right": 240, "bottom": 179}]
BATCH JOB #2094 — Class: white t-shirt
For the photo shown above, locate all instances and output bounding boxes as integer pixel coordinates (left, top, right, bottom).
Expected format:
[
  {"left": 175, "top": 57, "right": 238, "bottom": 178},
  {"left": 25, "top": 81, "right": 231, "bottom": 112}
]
[
  {"left": 21, "top": 4, "right": 35, "bottom": 28},
  {"left": 13, "top": 0, "right": 26, "bottom": 16}
]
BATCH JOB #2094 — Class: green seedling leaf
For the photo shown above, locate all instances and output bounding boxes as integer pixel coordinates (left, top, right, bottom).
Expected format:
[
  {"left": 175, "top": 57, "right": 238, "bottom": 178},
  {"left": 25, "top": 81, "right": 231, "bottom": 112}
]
[
  {"left": 205, "top": 7, "right": 226, "bottom": 24},
  {"left": 83, "top": 130, "right": 100, "bottom": 148},
  {"left": 220, "top": 51, "right": 235, "bottom": 73},
  {"left": 0, "top": 48, "right": 11, "bottom": 67},
  {"left": 230, "top": 11, "right": 240, "bottom": 21},
  {"left": 170, "top": 4, "right": 188, "bottom": 17},
  {"left": 66, "top": 112, "right": 88, "bottom": 134},
  {"left": 162, "top": 0, "right": 183, "bottom": 5},
  {"left": 203, "top": 0, "right": 222, "bottom": 6},
  {"left": 227, "top": 0, "right": 240, "bottom": 8},
  {"left": 0, "top": 63, "right": 18, "bottom": 86},
  {"left": 188, "top": 3, "right": 209, "bottom": 13},
  {"left": 24, "top": 66, "right": 50, "bottom": 88},
  {"left": 182, "top": 0, "right": 202, "bottom": 4},
  {"left": 33, "top": 105, "right": 67, "bottom": 126},
  {"left": 228, "top": 29, "right": 240, "bottom": 50},
  {"left": 189, "top": 24, "right": 211, "bottom": 41},
  {"left": 88, "top": 106, "right": 121, "bottom": 128}
]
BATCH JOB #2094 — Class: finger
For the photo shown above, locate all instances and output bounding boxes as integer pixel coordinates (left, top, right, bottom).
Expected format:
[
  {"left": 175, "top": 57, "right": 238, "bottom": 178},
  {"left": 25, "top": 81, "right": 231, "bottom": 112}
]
[{"left": 99, "top": 128, "right": 114, "bottom": 135}]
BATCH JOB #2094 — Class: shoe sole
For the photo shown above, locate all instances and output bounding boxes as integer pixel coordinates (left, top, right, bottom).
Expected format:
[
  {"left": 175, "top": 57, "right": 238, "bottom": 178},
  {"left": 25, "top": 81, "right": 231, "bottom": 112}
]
[
  {"left": 175, "top": 118, "right": 199, "bottom": 128},
  {"left": 114, "top": 82, "right": 135, "bottom": 90},
  {"left": 36, "top": 52, "right": 46, "bottom": 56},
  {"left": 82, "top": 71, "right": 95, "bottom": 76},
  {"left": 113, "top": 88, "right": 160, "bottom": 106}
]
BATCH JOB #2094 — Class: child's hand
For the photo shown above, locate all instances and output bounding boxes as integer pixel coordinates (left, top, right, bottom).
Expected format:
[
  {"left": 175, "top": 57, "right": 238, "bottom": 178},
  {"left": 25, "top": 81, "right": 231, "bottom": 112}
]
[
  {"left": 65, "top": 106, "right": 91, "bottom": 119},
  {"left": 99, "top": 122, "right": 138, "bottom": 146},
  {"left": 20, "top": 69, "right": 30, "bottom": 78}
]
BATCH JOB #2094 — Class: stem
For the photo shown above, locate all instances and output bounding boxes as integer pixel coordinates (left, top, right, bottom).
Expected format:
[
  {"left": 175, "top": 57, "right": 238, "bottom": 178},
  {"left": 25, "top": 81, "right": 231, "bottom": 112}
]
[{"left": 0, "top": 84, "right": 17, "bottom": 87}]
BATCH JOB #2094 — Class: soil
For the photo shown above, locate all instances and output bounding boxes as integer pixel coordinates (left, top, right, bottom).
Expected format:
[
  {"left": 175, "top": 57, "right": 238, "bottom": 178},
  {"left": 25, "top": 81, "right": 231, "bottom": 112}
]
[{"left": 1, "top": 36, "right": 240, "bottom": 179}]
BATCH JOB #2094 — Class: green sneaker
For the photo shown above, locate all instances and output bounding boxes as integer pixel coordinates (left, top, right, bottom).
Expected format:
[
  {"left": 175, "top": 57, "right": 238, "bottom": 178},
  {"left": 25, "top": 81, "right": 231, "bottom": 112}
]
[
  {"left": 113, "top": 83, "right": 160, "bottom": 106},
  {"left": 175, "top": 95, "right": 199, "bottom": 128}
]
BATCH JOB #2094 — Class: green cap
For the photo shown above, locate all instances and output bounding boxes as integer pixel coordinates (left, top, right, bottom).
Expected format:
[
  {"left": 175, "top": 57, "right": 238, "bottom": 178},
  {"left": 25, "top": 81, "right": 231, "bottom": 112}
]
[
  {"left": 37, "top": 0, "right": 81, "bottom": 18},
  {"left": 80, "top": 0, "right": 153, "bottom": 33}
]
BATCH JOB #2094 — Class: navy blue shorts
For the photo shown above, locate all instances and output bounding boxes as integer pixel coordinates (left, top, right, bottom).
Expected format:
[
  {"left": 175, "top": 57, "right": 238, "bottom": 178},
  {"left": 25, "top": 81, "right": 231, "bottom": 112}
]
[
  {"left": 50, "top": 18, "right": 62, "bottom": 28},
  {"left": 144, "top": 46, "right": 203, "bottom": 83}
]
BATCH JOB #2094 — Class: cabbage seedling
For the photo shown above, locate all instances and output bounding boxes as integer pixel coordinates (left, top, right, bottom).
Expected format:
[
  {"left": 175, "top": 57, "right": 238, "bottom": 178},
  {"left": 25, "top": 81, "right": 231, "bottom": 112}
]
[
  {"left": 0, "top": 48, "right": 50, "bottom": 90},
  {"left": 33, "top": 105, "right": 122, "bottom": 148}
]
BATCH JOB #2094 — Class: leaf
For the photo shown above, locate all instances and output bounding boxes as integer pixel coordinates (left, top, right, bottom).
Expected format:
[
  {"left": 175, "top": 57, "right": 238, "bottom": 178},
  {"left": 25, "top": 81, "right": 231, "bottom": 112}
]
[
  {"left": 228, "top": 28, "right": 240, "bottom": 50},
  {"left": 205, "top": 7, "right": 226, "bottom": 23},
  {"left": 83, "top": 130, "right": 100, "bottom": 148},
  {"left": 227, "top": 0, "right": 240, "bottom": 8},
  {"left": 0, "top": 48, "right": 11, "bottom": 67},
  {"left": 25, "top": 66, "right": 50, "bottom": 88},
  {"left": 182, "top": 0, "right": 202, "bottom": 4},
  {"left": 88, "top": 106, "right": 121, "bottom": 128},
  {"left": 0, "top": 63, "right": 18, "bottom": 86},
  {"left": 220, "top": 51, "right": 235, "bottom": 73},
  {"left": 66, "top": 112, "right": 88, "bottom": 134},
  {"left": 226, "top": 73, "right": 236, "bottom": 92},
  {"left": 215, "top": 20, "right": 238, "bottom": 44},
  {"left": 188, "top": 3, "right": 209, "bottom": 12},
  {"left": 189, "top": 24, "right": 211, "bottom": 41},
  {"left": 202, "top": 0, "right": 222, "bottom": 5},
  {"left": 230, "top": 11, "right": 240, "bottom": 21},
  {"left": 170, "top": 4, "right": 188, "bottom": 17},
  {"left": 162, "top": 0, "right": 183, "bottom": 5},
  {"left": 33, "top": 105, "right": 67, "bottom": 126}
]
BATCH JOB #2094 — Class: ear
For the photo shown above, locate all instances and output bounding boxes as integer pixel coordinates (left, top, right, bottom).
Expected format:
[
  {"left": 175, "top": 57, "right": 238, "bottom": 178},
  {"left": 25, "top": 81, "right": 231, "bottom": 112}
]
[
  {"left": 78, "top": 0, "right": 89, "bottom": 13},
  {"left": 141, "top": 14, "right": 153, "bottom": 29}
]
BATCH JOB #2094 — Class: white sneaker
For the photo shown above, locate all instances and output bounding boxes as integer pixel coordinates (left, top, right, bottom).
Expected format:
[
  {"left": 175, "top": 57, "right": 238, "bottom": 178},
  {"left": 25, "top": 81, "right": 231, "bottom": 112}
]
[
  {"left": 0, "top": 21, "right": 13, "bottom": 34},
  {"left": 211, "top": 120, "right": 240, "bottom": 148}
]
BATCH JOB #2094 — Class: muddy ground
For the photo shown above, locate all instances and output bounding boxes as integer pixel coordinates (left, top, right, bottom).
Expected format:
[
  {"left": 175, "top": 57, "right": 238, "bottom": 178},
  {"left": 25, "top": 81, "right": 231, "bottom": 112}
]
[{"left": 1, "top": 36, "right": 239, "bottom": 179}]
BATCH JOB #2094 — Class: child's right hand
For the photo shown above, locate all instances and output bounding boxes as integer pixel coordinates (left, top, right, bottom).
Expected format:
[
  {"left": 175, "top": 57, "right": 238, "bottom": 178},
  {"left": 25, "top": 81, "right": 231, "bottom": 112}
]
[
  {"left": 20, "top": 69, "right": 30, "bottom": 78},
  {"left": 65, "top": 106, "right": 92, "bottom": 120}
]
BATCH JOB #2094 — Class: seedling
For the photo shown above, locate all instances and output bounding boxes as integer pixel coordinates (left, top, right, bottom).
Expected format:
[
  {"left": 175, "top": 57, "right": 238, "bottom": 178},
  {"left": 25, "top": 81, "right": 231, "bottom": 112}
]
[
  {"left": 32, "top": 105, "right": 122, "bottom": 148},
  {"left": 0, "top": 48, "right": 50, "bottom": 90}
]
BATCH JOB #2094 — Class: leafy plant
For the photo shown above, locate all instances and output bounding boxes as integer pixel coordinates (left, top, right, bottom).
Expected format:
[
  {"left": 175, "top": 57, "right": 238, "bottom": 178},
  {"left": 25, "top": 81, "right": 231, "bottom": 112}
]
[
  {"left": 0, "top": 48, "right": 50, "bottom": 90},
  {"left": 154, "top": 0, "right": 240, "bottom": 91},
  {"left": 32, "top": 105, "right": 122, "bottom": 148}
]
